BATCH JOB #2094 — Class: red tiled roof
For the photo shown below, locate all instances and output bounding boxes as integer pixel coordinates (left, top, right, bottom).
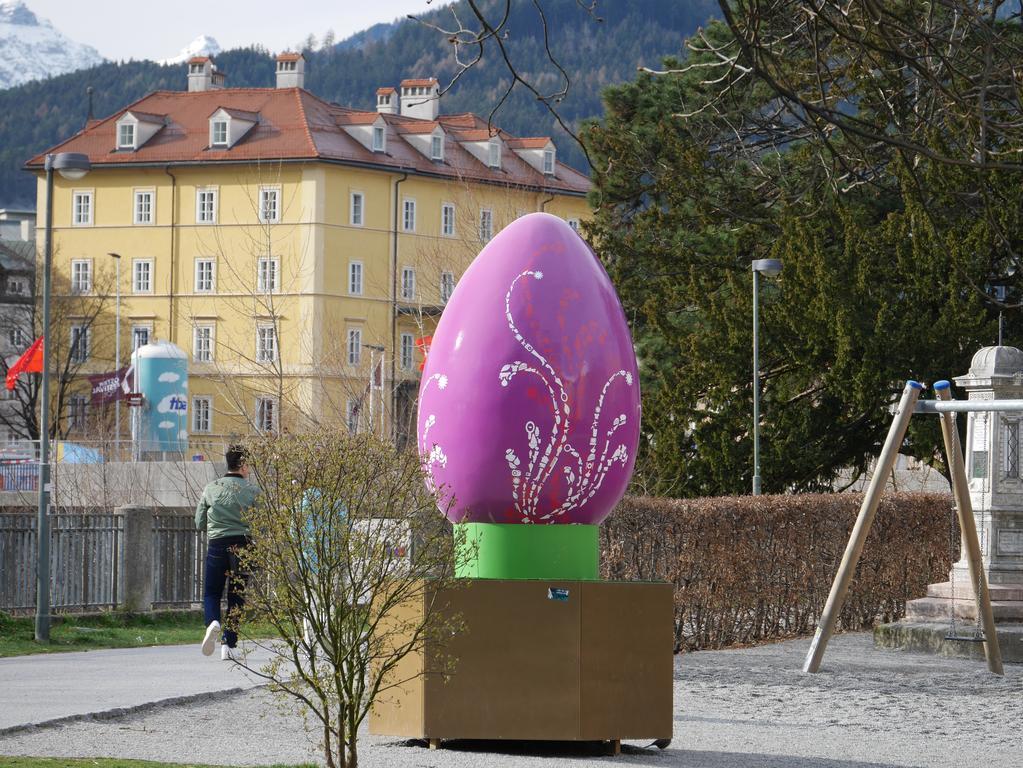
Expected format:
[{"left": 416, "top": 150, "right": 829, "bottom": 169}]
[
  {"left": 188, "top": 56, "right": 210, "bottom": 64},
  {"left": 397, "top": 122, "right": 441, "bottom": 135},
  {"left": 125, "top": 110, "right": 166, "bottom": 124},
  {"left": 400, "top": 78, "right": 438, "bottom": 88},
  {"left": 213, "top": 107, "right": 261, "bottom": 122},
  {"left": 24, "top": 87, "right": 588, "bottom": 196},
  {"left": 376, "top": 87, "right": 396, "bottom": 95},
  {"left": 506, "top": 137, "right": 551, "bottom": 149},
  {"left": 277, "top": 52, "right": 303, "bottom": 62},
  {"left": 453, "top": 128, "right": 501, "bottom": 142}
]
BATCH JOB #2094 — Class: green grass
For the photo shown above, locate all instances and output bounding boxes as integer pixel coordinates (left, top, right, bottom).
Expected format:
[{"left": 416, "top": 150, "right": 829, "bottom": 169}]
[
  {"left": 0, "top": 759, "right": 315, "bottom": 768},
  {"left": 0, "top": 610, "right": 277, "bottom": 658}
]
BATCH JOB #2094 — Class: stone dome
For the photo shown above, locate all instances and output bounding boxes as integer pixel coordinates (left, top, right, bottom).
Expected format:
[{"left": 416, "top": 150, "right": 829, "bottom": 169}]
[{"left": 969, "top": 345, "right": 1023, "bottom": 378}]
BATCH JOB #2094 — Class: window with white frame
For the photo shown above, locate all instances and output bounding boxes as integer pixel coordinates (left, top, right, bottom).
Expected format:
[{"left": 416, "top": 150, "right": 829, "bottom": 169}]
[
  {"left": 193, "top": 324, "right": 214, "bottom": 362},
  {"left": 347, "top": 328, "right": 362, "bottom": 365},
  {"left": 211, "top": 119, "right": 228, "bottom": 147},
  {"left": 192, "top": 396, "right": 212, "bottom": 433},
  {"left": 118, "top": 122, "right": 135, "bottom": 149},
  {"left": 255, "top": 396, "right": 277, "bottom": 433},
  {"left": 372, "top": 125, "right": 385, "bottom": 152},
  {"left": 195, "top": 258, "right": 215, "bottom": 292},
  {"left": 441, "top": 203, "right": 455, "bottom": 237},
  {"left": 350, "top": 192, "right": 364, "bottom": 226},
  {"left": 72, "top": 191, "right": 93, "bottom": 226},
  {"left": 488, "top": 140, "right": 501, "bottom": 168},
  {"left": 68, "top": 395, "right": 88, "bottom": 431},
  {"left": 400, "top": 332, "right": 414, "bottom": 371},
  {"left": 132, "top": 258, "right": 153, "bottom": 293},
  {"left": 401, "top": 267, "right": 416, "bottom": 301},
  {"left": 567, "top": 218, "right": 580, "bottom": 233},
  {"left": 71, "top": 259, "right": 92, "bottom": 294},
  {"left": 258, "top": 186, "right": 280, "bottom": 224},
  {"left": 348, "top": 261, "right": 363, "bottom": 295},
  {"left": 6, "top": 277, "right": 26, "bottom": 295},
  {"left": 431, "top": 134, "right": 444, "bottom": 160},
  {"left": 134, "top": 189, "right": 154, "bottom": 224},
  {"left": 346, "top": 398, "right": 359, "bottom": 433},
  {"left": 479, "top": 208, "right": 493, "bottom": 242},
  {"left": 131, "top": 325, "right": 150, "bottom": 351},
  {"left": 256, "top": 324, "right": 278, "bottom": 363},
  {"left": 257, "top": 257, "right": 280, "bottom": 293},
  {"left": 196, "top": 188, "right": 217, "bottom": 224},
  {"left": 543, "top": 148, "right": 555, "bottom": 174},
  {"left": 402, "top": 198, "right": 416, "bottom": 232},
  {"left": 70, "top": 325, "right": 90, "bottom": 363},
  {"left": 440, "top": 271, "right": 455, "bottom": 303},
  {"left": 7, "top": 327, "right": 25, "bottom": 348}
]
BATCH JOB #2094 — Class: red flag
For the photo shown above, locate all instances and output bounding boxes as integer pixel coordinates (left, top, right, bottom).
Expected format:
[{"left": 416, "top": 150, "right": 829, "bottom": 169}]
[
  {"left": 5, "top": 336, "right": 43, "bottom": 391},
  {"left": 414, "top": 335, "right": 432, "bottom": 372}
]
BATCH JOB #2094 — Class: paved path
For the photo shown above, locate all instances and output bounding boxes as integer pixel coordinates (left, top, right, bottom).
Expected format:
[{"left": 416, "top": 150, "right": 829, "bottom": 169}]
[
  {"left": 0, "top": 642, "right": 270, "bottom": 732},
  {"left": 0, "top": 633, "right": 1020, "bottom": 767}
]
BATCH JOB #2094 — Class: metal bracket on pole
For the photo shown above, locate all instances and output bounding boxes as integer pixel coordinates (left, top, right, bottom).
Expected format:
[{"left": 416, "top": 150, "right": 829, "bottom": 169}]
[
  {"left": 803, "top": 380, "right": 923, "bottom": 673},
  {"left": 933, "top": 382, "right": 1003, "bottom": 675}
]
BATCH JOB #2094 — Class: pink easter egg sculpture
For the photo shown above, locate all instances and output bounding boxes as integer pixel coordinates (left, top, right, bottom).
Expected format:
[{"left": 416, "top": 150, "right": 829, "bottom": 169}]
[{"left": 417, "top": 213, "right": 641, "bottom": 525}]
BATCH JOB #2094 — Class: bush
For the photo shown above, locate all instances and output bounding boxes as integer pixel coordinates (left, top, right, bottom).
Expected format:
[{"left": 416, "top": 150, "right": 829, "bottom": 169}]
[{"left": 600, "top": 493, "right": 956, "bottom": 652}]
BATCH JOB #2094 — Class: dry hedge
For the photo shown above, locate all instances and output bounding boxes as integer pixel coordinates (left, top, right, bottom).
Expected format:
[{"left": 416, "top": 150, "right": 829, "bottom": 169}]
[{"left": 600, "top": 493, "right": 956, "bottom": 652}]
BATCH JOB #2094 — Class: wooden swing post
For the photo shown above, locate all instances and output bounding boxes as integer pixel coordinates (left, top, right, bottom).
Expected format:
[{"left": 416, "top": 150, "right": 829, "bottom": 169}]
[
  {"left": 803, "top": 380, "right": 923, "bottom": 673},
  {"left": 933, "top": 381, "right": 1003, "bottom": 675}
]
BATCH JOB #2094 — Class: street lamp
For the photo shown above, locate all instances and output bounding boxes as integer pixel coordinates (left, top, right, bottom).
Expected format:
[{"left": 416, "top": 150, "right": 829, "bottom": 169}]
[
  {"left": 751, "top": 258, "right": 782, "bottom": 496},
  {"left": 108, "top": 253, "right": 121, "bottom": 459},
  {"left": 36, "top": 152, "right": 91, "bottom": 642}
]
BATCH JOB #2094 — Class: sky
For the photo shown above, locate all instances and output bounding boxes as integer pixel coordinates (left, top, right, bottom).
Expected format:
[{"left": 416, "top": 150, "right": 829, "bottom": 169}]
[{"left": 28, "top": 0, "right": 443, "bottom": 62}]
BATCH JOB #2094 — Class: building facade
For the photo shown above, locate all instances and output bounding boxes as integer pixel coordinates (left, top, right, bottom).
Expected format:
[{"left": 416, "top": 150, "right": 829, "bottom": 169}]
[{"left": 27, "top": 54, "right": 590, "bottom": 450}]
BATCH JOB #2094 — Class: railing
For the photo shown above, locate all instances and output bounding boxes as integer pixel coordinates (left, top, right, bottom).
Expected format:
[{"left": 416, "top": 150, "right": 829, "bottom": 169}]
[
  {"left": 0, "top": 460, "right": 38, "bottom": 491},
  {"left": 153, "top": 512, "right": 206, "bottom": 608},
  {"left": 0, "top": 508, "right": 203, "bottom": 615}
]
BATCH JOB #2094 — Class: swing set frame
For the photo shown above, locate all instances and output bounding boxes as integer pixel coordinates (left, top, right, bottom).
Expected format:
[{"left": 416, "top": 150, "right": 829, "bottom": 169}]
[{"left": 803, "top": 379, "right": 1016, "bottom": 676}]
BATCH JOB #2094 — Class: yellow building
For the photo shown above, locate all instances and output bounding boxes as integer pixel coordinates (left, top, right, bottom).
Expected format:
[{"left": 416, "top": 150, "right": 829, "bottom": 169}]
[{"left": 27, "top": 54, "right": 590, "bottom": 451}]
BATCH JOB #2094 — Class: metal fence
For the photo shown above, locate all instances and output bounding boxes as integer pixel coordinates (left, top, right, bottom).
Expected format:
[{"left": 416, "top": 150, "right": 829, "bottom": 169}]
[
  {"left": 0, "top": 461, "right": 38, "bottom": 491},
  {"left": 0, "top": 509, "right": 202, "bottom": 615},
  {"left": 153, "top": 512, "right": 206, "bottom": 608}
]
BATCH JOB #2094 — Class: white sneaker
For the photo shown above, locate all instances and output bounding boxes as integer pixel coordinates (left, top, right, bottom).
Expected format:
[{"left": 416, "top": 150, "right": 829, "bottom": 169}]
[
  {"left": 221, "top": 644, "right": 235, "bottom": 661},
  {"left": 201, "top": 621, "right": 221, "bottom": 656}
]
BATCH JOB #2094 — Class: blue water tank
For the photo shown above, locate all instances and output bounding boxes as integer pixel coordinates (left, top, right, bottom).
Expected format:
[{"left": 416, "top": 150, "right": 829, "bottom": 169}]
[{"left": 132, "top": 341, "right": 188, "bottom": 453}]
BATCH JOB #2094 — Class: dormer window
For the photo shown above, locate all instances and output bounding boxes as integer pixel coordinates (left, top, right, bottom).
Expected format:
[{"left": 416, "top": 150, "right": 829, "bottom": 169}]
[
  {"left": 118, "top": 123, "right": 136, "bottom": 149},
  {"left": 431, "top": 134, "right": 444, "bottom": 161},
  {"left": 543, "top": 148, "right": 555, "bottom": 175},
  {"left": 211, "top": 119, "right": 228, "bottom": 147},
  {"left": 373, "top": 125, "right": 385, "bottom": 152},
  {"left": 488, "top": 139, "right": 501, "bottom": 168}
]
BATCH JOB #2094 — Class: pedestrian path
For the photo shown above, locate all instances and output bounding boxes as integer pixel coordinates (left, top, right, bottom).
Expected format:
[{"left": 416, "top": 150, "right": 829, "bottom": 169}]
[{"left": 0, "top": 641, "right": 269, "bottom": 732}]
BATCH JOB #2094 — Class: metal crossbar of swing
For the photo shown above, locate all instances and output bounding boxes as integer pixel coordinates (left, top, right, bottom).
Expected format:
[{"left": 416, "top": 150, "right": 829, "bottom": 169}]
[{"left": 915, "top": 399, "right": 1023, "bottom": 413}]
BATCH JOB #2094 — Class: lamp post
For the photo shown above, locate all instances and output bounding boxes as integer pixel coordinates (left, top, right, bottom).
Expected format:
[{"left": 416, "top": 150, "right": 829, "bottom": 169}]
[
  {"left": 108, "top": 253, "right": 121, "bottom": 459},
  {"left": 751, "top": 258, "right": 782, "bottom": 496},
  {"left": 36, "top": 152, "right": 91, "bottom": 643}
]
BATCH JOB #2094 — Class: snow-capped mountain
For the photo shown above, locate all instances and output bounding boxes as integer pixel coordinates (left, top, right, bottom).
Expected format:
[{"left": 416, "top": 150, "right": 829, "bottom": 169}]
[
  {"left": 0, "top": 1, "right": 103, "bottom": 89},
  {"left": 158, "top": 35, "right": 221, "bottom": 66}
]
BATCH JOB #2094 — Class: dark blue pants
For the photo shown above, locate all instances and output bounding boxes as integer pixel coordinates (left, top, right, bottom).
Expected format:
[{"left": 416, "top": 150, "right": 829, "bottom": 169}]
[{"left": 203, "top": 536, "right": 249, "bottom": 648}]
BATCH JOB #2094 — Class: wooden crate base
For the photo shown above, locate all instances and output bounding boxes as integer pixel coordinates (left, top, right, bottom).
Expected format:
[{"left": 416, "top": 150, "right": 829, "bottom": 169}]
[{"left": 370, "top": 579, "right": 674, "bottom": 742}]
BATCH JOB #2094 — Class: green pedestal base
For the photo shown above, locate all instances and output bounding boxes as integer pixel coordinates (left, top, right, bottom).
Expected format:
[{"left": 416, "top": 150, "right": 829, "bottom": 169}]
[{"left": 455, "top": 523, "right": 599, "bottom": 580}]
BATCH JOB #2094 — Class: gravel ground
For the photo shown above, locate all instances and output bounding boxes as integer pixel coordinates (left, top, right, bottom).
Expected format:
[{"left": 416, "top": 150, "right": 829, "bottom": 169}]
[{"left": 0, "top": 632, "right": 1018, "bottom": 768}]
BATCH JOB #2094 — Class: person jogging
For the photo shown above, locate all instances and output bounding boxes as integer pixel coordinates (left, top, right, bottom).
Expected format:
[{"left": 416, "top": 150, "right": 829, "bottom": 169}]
[{"left": 195, "top": 444, "right": 259, "bottom": 659}]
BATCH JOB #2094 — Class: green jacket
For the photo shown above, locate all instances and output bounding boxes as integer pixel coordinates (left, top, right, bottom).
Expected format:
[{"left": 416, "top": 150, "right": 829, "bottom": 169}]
[{"left": 195, "top": 474, "right": 259, "bottom": 540}]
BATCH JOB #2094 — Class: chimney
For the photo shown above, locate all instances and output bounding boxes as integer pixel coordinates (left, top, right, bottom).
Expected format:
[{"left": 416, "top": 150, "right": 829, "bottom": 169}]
[
  {"left": 276, "top": 52, "right": 305, "bottom": 88},
  {"left": 187, "top": 56, "right": 214, "bottom": 92},
  {"left": 376, "top": 87, "right": 397, "bottom": 115},
  {"left": 400, "top": 78, "right": 439, "bottom": 121}
]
